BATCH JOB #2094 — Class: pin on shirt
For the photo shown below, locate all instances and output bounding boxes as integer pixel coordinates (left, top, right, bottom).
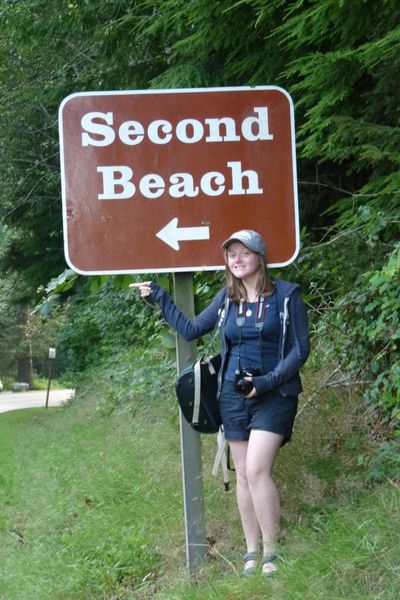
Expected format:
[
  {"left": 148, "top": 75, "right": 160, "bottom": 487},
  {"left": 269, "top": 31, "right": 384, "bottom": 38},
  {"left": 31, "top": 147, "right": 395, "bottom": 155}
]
[{"left": 245, "top": 302, "right": 270, "bottom": 318}]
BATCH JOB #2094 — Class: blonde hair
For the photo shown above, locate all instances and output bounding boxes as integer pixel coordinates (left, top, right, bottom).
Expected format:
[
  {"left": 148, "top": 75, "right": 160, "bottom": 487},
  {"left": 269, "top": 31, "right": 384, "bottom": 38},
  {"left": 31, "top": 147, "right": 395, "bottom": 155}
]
[{"left": 223, "top": 250, "right": 274, "bottom": 303}]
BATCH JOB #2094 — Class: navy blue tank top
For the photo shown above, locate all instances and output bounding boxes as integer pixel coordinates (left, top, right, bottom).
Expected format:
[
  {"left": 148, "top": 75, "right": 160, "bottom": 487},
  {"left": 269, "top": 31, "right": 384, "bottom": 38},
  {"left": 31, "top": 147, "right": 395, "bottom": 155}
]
[{"left": 224, "top": 292, "right": 280, "bottom": 381}]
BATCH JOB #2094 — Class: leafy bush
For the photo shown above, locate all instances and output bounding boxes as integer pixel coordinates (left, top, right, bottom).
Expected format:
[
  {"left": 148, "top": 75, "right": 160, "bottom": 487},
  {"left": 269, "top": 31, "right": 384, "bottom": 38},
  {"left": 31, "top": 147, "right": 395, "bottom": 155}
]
[
  {"left": 56, "top": 277, "right": 165, "bottom": 375},
  {"left": 354, "top": 246, "right": 400, "bottom": 426},
  {"left": 308, "top": 243, "right": 399, "bottom": 431}
]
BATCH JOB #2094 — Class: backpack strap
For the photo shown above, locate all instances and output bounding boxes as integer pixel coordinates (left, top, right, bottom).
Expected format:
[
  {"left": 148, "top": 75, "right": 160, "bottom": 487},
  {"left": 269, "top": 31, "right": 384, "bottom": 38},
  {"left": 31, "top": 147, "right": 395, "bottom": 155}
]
[
  {"left": 212, "top": 427, "right": 230, "bottom": 491},
  {"left": 211, "top": 293, "right": 231, "bottom": 490},
  {"left": 192, "top": 357, "right": 219, "bottom": 427},
  {"left": 192, "top": 359, "right": 202, "bottom": 426}
]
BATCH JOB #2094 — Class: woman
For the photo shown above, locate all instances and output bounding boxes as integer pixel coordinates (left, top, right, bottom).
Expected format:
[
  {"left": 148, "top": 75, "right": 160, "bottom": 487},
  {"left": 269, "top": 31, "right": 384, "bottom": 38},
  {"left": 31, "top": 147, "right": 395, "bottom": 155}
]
[{"left": 130, "top": 229, "right": 310, "bottom": 577}]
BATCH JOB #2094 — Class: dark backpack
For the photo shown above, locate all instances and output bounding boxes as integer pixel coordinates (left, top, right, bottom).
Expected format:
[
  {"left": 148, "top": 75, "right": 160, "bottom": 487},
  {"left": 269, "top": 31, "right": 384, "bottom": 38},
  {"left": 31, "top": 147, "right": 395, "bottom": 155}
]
[{"left": 175, "top": 353, "right": 222, "bottom": 434}]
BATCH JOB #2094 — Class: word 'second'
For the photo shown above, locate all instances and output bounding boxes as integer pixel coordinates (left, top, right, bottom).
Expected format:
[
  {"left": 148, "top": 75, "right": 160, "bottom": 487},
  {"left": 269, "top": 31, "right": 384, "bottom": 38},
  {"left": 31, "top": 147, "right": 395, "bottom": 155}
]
[{"left": 81, "top": 107, "right": 273, "bottom": 147}]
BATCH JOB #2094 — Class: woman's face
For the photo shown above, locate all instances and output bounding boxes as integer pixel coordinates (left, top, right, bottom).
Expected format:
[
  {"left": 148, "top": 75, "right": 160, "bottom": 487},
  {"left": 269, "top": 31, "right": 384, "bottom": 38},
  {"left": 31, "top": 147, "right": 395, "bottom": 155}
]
[{"left": 226, "top": 241, "right": 261, "bottom": 282}]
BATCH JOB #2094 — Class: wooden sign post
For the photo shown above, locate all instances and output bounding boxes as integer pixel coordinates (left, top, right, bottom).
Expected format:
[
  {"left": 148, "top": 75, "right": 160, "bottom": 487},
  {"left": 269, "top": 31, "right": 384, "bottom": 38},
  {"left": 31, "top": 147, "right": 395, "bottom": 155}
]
[{"left": 174, "top": 272, "right": 206, "bottom": 572}]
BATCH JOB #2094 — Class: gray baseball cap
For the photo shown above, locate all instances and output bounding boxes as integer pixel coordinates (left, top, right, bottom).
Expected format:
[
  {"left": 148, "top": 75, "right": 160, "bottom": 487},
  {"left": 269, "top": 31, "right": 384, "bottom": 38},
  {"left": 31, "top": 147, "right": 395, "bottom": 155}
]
[{"left": 222, "top": 230, "right": 266, "bottom": 258}]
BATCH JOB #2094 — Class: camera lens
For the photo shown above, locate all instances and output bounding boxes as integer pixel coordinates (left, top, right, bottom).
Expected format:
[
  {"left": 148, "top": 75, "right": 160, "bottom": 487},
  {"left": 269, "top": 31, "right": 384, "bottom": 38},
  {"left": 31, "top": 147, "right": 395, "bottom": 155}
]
[{"left": 235, "top": 378, "right": 253, "bottom": 396}]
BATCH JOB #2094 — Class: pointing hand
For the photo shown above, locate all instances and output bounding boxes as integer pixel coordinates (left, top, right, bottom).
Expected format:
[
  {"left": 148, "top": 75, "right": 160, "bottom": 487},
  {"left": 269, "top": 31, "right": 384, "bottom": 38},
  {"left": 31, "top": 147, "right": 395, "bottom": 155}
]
[{"left": 129, "top": 281, "right": 153, "bottom": 298}]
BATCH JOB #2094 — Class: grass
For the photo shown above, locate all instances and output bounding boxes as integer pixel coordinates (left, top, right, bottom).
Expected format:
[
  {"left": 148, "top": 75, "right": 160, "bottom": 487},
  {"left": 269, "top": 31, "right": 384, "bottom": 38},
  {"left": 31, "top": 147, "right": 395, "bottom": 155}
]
[
  {"left": 0, "top": 396, "right": 180, "bottom": 598},
  {"left": 0, "top": 362, "right": 398, "bottom": 599}
]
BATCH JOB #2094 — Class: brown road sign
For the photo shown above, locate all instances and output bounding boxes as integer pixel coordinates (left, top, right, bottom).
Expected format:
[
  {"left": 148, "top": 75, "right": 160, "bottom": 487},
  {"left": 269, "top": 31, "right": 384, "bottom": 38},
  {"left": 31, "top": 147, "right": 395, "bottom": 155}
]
[{"left": 59, "top": 86, "right": 299, "bottom": 274}]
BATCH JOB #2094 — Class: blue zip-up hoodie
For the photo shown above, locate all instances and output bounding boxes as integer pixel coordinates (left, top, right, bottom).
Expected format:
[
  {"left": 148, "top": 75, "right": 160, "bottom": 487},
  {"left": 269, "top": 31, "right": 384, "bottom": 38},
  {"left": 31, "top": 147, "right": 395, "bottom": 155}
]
[{"left": 149, "top": 277, "right": 310, "bottom": 398}]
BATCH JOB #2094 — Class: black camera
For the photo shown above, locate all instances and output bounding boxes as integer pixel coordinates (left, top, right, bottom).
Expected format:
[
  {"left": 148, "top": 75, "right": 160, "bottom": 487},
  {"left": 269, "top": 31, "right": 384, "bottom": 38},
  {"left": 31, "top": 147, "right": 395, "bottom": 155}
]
[{"left": 234, "top": 367, "right": 262, "bottom": 396}]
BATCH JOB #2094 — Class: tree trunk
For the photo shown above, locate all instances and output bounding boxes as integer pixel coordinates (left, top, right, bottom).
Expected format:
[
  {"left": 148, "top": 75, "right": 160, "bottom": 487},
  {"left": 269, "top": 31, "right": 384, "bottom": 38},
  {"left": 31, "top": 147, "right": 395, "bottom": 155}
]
[{"left": 16, "top": 306, "right": 33, "bottom": 387}]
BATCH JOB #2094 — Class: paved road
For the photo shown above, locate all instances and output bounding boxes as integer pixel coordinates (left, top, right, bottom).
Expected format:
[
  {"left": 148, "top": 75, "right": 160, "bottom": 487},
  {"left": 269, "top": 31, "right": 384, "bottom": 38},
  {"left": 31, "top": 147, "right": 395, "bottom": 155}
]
[{"left": 0, "top": 389, "right": 75, "bottom": 413}]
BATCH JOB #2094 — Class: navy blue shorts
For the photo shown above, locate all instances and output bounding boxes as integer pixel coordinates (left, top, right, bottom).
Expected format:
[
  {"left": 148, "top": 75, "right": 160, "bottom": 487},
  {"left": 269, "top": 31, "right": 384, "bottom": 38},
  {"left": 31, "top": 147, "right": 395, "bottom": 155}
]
[{"left": 219, "top": 380, "right": 298, "bottom": 445}]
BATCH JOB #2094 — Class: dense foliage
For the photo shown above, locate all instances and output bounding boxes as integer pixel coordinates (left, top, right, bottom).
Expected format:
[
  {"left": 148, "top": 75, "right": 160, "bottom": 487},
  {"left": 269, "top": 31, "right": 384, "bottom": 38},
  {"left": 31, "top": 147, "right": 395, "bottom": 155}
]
[{"left": 0, "top": 0, "right": 398, "bottom": 426}]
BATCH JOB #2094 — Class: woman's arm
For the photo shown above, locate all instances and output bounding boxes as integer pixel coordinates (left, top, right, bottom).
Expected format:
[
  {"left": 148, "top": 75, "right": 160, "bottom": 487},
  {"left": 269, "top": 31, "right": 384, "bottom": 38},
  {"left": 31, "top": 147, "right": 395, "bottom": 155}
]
[
  {"left": 130, "top": 281, "right": 226, "bottom": 341},
  {"left": 252, "top": 290, "right": 310, "bottom": 395}
]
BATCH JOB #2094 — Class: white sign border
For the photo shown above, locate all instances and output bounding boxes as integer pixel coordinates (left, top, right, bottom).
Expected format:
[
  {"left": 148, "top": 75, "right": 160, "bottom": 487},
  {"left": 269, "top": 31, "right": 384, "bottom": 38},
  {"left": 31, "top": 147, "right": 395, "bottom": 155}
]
[{"left": 59, "top": 85, "right": 300, "bottom": 275}]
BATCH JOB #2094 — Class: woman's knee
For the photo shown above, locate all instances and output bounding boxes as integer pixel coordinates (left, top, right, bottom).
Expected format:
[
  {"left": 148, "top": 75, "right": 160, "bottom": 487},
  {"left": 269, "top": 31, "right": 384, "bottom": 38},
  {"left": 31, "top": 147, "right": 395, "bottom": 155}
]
[
  {"left": 228, "top": 441, "right": 248, "bottom": 481},
  {"left": 245, "top": 463, "right": 274, "bottom": 487},
  {"left": 235, "top": 462, "right": 250, "bottom": 485}
]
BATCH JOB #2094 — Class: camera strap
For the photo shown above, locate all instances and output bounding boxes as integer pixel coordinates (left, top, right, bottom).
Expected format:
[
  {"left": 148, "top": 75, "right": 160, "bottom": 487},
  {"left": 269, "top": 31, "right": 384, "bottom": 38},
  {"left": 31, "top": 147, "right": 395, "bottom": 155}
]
[{"left": 235, "top": 295, "right": 267, "bottom": 373}]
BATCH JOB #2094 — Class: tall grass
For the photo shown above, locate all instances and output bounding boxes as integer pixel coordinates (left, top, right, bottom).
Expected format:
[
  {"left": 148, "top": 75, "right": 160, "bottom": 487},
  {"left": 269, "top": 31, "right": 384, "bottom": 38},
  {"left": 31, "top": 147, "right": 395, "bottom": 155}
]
[
  {"left": 0, "top": 386, "right": 184, "bottom": 599},
  {"left": 0, "top": 364, "right": 398, "bottom": 599}
]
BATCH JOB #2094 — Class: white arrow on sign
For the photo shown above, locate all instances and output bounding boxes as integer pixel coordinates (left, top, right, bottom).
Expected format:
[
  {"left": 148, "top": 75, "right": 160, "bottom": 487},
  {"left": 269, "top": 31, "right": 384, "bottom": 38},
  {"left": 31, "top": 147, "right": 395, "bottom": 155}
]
[{"left": 156, "top": 218, "right": 210, "bottom": 250}]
